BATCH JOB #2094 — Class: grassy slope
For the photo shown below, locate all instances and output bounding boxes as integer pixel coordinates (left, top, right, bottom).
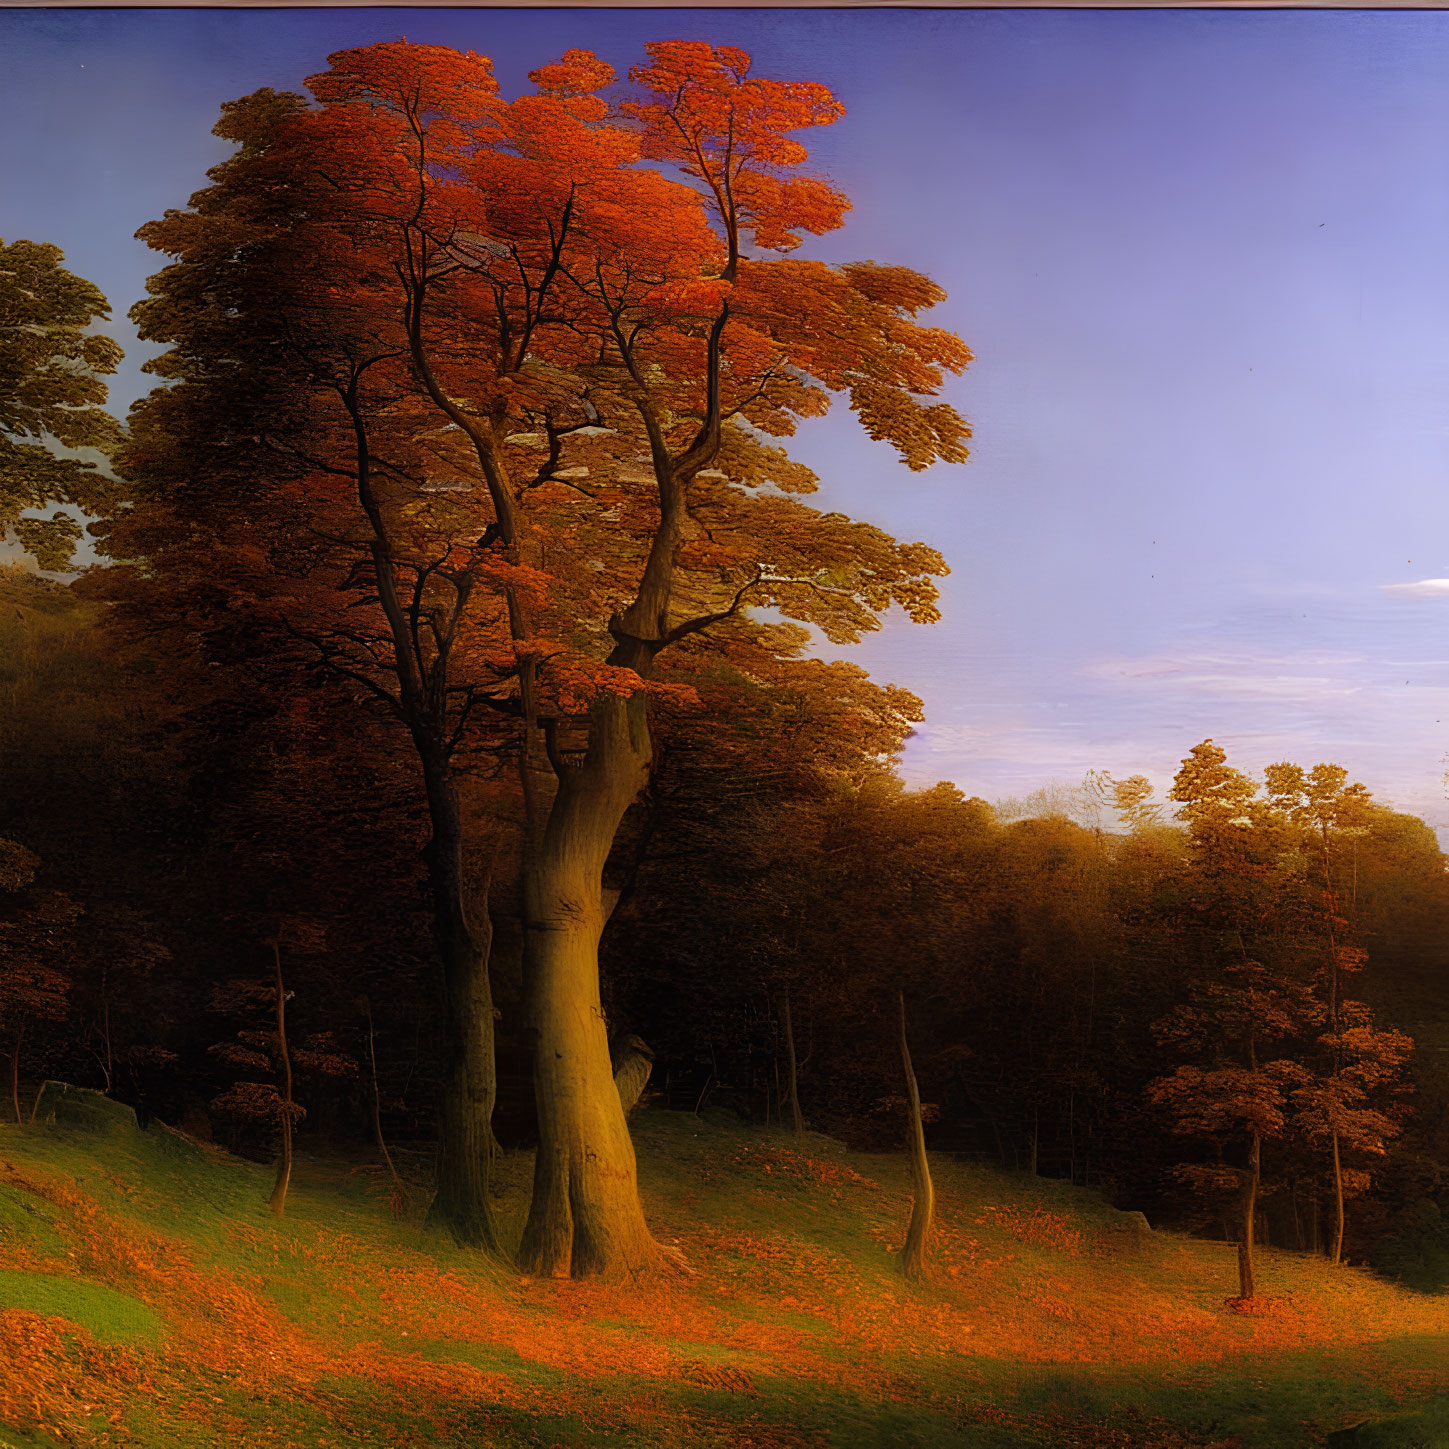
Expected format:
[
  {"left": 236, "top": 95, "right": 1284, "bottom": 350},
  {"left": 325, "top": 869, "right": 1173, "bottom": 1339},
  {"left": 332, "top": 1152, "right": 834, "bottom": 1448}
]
[{"left": 1, "top": 1105, "right": 1447, "bottom": 1449}]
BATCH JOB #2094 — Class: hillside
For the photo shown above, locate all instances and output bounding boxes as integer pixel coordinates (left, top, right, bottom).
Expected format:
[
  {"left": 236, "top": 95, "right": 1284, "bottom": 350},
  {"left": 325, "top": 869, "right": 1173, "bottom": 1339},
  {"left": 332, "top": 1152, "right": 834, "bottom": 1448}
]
[{"left": 1, "top": 1091, "right": 1447, "bottom": 1449}]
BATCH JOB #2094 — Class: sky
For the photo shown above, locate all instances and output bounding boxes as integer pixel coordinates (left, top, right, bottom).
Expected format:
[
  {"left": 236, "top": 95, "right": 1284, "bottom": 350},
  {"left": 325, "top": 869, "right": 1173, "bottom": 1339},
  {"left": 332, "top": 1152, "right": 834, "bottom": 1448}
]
[{"left": 5, "top": 8, "right": 1449, "bottom": 829}]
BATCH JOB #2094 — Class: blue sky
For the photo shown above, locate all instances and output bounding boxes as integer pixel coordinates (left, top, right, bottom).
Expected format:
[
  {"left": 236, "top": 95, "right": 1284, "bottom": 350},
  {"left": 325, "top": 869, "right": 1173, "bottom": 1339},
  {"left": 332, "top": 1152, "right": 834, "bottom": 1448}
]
[{"left": 5, "top": 8, "right": 1449, "bottom": 828}]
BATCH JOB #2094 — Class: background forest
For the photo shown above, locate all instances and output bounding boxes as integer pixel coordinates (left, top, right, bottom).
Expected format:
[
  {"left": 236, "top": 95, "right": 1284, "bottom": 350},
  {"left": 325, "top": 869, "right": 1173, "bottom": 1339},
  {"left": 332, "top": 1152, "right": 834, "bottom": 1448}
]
[{"left": 5, "top": 551, "right": 1449, "bottom": 1289}]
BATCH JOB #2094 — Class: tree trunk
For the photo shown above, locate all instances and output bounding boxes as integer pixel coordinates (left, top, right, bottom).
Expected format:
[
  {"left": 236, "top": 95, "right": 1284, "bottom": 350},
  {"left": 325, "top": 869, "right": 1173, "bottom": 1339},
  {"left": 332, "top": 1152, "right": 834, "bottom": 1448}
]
[
  {"left": 517, "top": 693, "right": 667, "bottom": 1280},
  {"left": 611, "top": 1034, "right": 654, "bottom": 1116},
  {"left": 421, "top": 757, "right": 501, "bottom": 1253},
  {"left": 898, "top": 992, "right": 934, "bottom": 1282},
  {"left": 100, "top": 966, "right": 113, "bottom": 1095},
  {"left": 1237, "top": 1132, "right": 1259, "bottom": 1300},
  {"left": 10, "top": 1027, "right": 22, "bottom": 1126},
  {"left": 1330, "top": 1128, "right": 1345, "bottom": 1266},
  {"left": 268, "top": 941, "right": 293, "bottom": 1218},
  {"left": 364, "top": 999, "right": 402, "bottom": 1191},
  {"left": 1028, "top": 1105, "right": 1039, "bottom": 1177},
  {"left": 781, "top": 988, "right": 804, "bottom": 1139}
]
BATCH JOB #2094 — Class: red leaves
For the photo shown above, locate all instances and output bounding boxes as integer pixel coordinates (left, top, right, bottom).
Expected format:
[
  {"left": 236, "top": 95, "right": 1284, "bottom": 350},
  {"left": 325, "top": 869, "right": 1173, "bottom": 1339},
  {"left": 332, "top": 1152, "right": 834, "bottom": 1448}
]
[
  {"left": 211, "top": 1080, "right": 307, "bottom": 1126},
  {"left": 529, "top": 48, "right": 616, "bottom": 98}
]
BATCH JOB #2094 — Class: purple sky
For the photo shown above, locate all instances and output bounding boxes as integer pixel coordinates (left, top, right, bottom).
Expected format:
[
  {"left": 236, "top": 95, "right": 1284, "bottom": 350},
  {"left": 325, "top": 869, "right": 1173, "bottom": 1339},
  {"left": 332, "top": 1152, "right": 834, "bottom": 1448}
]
[{"left": 6, "top": 9, "right": 1449, "bottom": 829}]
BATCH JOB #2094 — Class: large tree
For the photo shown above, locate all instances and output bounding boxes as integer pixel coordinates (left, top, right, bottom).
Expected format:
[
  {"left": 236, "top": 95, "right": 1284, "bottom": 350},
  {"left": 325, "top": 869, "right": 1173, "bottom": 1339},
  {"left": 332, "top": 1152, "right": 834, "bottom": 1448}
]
[
  {"left": 116, "top": 39, "right": 969, "bottom": 1277},
  {"left": 278, "top": 40, "right": 969, "bottom": 1278}
]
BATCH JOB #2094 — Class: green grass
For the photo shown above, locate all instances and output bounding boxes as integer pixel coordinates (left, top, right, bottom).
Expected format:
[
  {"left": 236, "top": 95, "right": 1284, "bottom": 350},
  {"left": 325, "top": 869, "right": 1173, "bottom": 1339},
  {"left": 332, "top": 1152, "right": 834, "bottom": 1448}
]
[
  {"left": 0, "top": 1270, "right": 161, "bottom": 1348},
  {"left": 1, "top": 1091, "right": 1447, "bottom": 1448}
]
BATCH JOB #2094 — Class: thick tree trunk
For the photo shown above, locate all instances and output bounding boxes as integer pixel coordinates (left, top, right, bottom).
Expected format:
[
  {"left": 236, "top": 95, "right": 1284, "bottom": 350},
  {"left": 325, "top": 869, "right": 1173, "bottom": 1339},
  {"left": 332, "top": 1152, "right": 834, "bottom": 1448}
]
[
  {"left": 1330, "top": 1128, "right": 1345, "bottom": 1266},
  {"left": 781, "top": 989, "right": 804, "bottom": 1138},
  {"left": 898, "top": 992, "right": 934, "bottom": 1282},
  {"left": 1237, "top": 1132, "right": 1260, "bottom": 1300},
  {"left": 421, "top": 758, "right": 501, "bottom": 1253},
  {"left": 517, "top": 694, "right": 667, "bottom": 1280},
  {"left": 268, "top": 942, "right": 293, "bottom": 1218}
]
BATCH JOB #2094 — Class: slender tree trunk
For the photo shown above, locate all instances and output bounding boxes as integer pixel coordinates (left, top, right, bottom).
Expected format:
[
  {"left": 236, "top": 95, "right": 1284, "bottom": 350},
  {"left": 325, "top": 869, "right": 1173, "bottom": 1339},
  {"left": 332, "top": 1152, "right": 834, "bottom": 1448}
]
[
  {"left": 1237, "top": 1132, "right": 1260, "bottom": 1300},
  {"left": 517, "top": 693, "right": 667, "bottom": 1280},
  {"left": 10, "top": 1027, "right": 22, "bottom": 1126},
  {"left": 898, "top": 992, "right": 934, "bottom": 1282},
  {"left": 1028, "top": 1104, "right": 1039, "bottom": 1177},
  {"left": 781, "top": 988, "right": 804, "bottom": 1138},
  {"left": 1330, "top": 1128, "right": 1345, "bottom": 1266},
  {"left": 364, "top": 999, "right": 402, "bottom": 1192},
  {"left": 101, "top": 966, "right": 113, "bottom": 1095},
  {"left": 268, "top": 942, "right": 293, "bottom": 1218},
  {"left": 421, "top": 757, "right": 501, "bottom": 1253}
]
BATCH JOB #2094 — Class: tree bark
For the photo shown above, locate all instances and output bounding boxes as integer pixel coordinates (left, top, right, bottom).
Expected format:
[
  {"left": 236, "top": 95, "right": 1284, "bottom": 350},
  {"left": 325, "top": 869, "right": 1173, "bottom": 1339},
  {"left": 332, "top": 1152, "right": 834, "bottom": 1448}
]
[
  {"left": 268, "top": 941, "right": 293, "bottom": 1218},
  {"left": 781, "top": 988, "right": 804, "bottom": 1139},
  {"left": 421, "top": 756, "right": 501, "bottom": 1253},
  {"left": 100, "top": 967, "right": 113, "bottom": 1095},
  {"left": 364, "top": 998, "right": 402, "bottom": 1192},
  {"left": 611, "top": 1034, "right": 654, "bottom": 1116},
  {"left": 1237, "top": 1132, "right": 1260, "bottom": 1300},
  {"left": 517, "top": 692, "right": 668, "bottom": 1280},
  {"left": 1330, "top": 1128, "right": 1345, "bottom": 1266},
  {"left": 898, "top": 992, "right": 934, "bottom": 1282},
  {"left": 10, "top": 1027, "right": 22, "bottom": 1126}
]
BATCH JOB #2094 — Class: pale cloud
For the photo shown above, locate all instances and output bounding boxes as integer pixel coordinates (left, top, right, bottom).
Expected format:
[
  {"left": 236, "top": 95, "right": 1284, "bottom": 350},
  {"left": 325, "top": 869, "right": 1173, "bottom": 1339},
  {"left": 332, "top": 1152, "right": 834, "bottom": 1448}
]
[
  {"left": 1080, "top": 648, "right": 1365, "bottom": 703},
  {"left": 1381, "top": 578, "right": 1449, "bottom": 600}
]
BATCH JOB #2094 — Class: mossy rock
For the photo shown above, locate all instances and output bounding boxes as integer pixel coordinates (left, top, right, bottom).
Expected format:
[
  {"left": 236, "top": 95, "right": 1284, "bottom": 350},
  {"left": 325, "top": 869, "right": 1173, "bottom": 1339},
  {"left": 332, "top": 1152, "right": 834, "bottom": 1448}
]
[
  {"left": 30, "top": 1082, "right": 138, "bottom": 1136},
  {"left": 143, "top": 1119, "right": 207, "bottom": 1165}
]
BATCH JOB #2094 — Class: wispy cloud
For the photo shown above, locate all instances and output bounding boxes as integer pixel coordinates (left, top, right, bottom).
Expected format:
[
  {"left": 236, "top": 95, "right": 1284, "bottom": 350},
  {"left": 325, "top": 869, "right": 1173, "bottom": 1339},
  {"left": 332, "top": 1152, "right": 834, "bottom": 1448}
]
[
  {"left": 1381, "top": 578, "right": 1449, "bottom": 600},
  {"left": 1080, "top": 648, "right": 1365, "bottom": 702}
]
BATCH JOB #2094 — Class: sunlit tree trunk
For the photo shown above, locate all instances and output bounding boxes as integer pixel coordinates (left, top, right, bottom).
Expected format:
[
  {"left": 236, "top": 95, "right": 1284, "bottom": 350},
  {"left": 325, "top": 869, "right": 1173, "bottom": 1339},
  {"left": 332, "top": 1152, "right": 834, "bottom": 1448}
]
[
  {"left": 611, "top": 1034, "right": 654, "bottom": 1116},
  {"left": 898, "top": 992, "right": 934, "bottom": 1282},
  {"left": 517, "top": 693, "right": 667, "bottom": 1279}
]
